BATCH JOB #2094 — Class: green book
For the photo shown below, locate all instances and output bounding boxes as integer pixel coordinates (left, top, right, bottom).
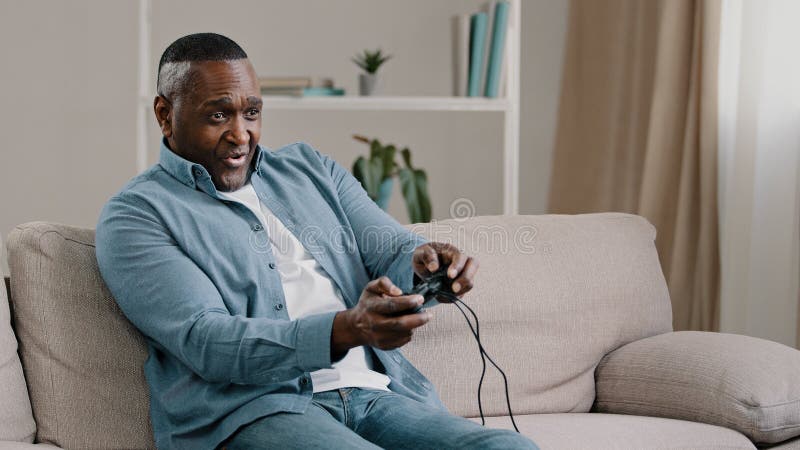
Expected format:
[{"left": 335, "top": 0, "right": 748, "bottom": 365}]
[
  {"left": 302, "top": 87, "right": 345, "bottom": 96},
  {"left": 467, "top": 12, "right": 488, "bottom": 97},
  {"left": 484, "top": 1, "right": 509, "bottom": 98}
]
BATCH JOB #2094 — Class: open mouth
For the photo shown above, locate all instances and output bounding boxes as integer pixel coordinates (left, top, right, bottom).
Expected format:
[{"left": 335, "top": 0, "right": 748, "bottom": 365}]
[{"left": 221, "top": 152, "right": 248, "bottom": 169}]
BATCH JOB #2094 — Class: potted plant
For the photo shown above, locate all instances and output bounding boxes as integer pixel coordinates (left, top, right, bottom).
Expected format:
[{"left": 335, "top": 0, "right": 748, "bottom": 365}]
[
  {"left": 352, "top": 48, "right": 391, "bottom": 96},
  {"left": 351, "top": 134, "right": 432, "bottom": 223}
]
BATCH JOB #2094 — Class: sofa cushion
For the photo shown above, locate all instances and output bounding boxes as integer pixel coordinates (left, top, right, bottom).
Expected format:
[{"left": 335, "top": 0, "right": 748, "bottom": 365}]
[
  {"left": 403, "top": 213, "right": 673, "bottom": 417},
  {"left": 475, "top": 413, "right": 756, "bottom": 450},
  {"left": 594, "top": 331, "right": 800, "bottom": 445},
  {"left": 0, "top": 238, "right": 36, "bottom": 443},
  {"left": 0, "top": 443, "right": 62, "bottom": 450},
  {"left": 1, "top": 237, "right": 8, "bottom": 278},
  {"left": 7, "top": 223, "right": 155, "bottom": 449}
]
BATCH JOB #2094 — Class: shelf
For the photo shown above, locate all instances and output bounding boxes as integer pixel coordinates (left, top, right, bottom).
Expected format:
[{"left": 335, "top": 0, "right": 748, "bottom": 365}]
[
  {"left": 136, "top": 0, "right": 521, "bottom": 214},
  {"left": 260, "top": 96, "right": 511, "bottom": 112}
]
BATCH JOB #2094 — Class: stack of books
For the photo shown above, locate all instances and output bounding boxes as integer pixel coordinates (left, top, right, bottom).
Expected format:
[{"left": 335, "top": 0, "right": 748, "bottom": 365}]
[
  {"left": 258, "top": 77, "right": 345, "bottom": 97},
  {"left": 454, "top": 1, "right": 511, "bottom": 98}
]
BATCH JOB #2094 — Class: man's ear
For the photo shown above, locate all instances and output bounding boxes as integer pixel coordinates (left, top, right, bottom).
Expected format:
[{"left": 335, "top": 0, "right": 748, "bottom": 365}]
[{"left": 154, "top": 95, "right": 173, "bottom": 138}]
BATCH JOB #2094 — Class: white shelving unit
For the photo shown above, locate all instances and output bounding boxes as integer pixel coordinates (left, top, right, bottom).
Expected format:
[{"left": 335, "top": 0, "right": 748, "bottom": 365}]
[
  {"left": 261, "top": 96, "right": 510, "bottom": 112},
  {"left": 136, "top": 0, "right": 521, "bottom": 215}
]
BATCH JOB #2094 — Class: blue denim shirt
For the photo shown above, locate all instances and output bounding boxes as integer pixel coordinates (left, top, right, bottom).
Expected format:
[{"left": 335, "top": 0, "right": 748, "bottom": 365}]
[{"left": 95, "top": 140, "right": 444, "bottom": 450}]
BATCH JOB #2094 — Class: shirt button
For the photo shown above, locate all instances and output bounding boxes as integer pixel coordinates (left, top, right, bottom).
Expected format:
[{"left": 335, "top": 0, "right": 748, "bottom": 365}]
[
  {"left": 274, "top": 303, "right": 284, "bottom": 311},
  {"left": 252, "top": 223, "right": 263, "bottom": 231},
  {"left": 268, "top": 262, "right": 276, "bottom": 269},
  {"left": 193, "top": 167, "right": 203, "bottom": 176},
  {"left": 300, "top": 377, "right": 309, "bottom": 385}
]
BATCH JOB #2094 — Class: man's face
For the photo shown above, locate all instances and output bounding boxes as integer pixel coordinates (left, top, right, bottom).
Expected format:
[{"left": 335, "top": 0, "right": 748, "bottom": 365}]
[{"left": 157, "top": 59, "right": 263, "bottom": 192}]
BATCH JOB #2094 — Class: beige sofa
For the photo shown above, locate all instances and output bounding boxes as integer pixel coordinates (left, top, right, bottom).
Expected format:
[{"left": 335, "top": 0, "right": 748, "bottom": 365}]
[{"left": 2, "top": 213, "right": 799, "bottom": 450}]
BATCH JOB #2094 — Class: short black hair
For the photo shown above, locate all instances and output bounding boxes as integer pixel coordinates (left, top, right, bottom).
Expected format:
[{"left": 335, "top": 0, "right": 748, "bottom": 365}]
[{"left": 157, "top": 33, "right": 248, "bottom": 99}]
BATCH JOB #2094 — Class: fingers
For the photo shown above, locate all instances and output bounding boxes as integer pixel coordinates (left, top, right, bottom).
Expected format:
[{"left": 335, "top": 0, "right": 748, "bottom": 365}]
[
  {"left": 372, "top": 311, "right": 433, "bottom": 349},
  {"left": 415, "top": 243, "right": 473, "bottom": 278},
  {"left": 451, "top": 257, "right": 478, "bottom": 295},
  {"left": 417, "top": 244, "right": 440, "bottom": 274},
  {"left": 445, "top": 249, "right": 468, "bottom": 279},
  {"left": 392, "top": 311, "right": 433, "bottom": 331},
  {"left": 365, "top": 276, "right": 403, "bottom": 297},
  {"left": 370, "top": 293, "right": 424, "bottom": 315}
]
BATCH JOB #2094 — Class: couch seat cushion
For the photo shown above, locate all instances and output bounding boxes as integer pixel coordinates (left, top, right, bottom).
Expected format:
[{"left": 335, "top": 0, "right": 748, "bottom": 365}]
[
  {"left": 474, "top": 413, "right": 756, "bottom": 450},
  {"left": 0, "top": 443, "right": 62, "bottom": 450}
]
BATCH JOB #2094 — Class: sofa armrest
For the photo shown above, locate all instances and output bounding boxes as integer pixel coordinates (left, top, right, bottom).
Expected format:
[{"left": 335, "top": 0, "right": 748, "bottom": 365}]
[{"left": 594, "top": 331, "right": 800, "bottom": 445}]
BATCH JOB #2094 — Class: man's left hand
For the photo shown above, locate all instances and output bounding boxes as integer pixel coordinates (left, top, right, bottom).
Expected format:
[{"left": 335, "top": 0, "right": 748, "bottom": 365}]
[{"left": 412, "top": 242, "right": 478, "bottom": 298}]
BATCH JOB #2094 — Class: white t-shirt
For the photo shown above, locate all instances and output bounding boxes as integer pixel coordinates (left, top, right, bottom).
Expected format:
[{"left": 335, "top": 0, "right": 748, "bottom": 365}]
[{"left": 218, "top": 181, "right": 391, "bottom": 393}]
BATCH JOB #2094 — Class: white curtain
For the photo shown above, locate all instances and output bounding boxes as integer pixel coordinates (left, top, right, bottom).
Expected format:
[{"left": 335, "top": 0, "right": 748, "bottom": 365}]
[{"left": 717, "top": 0, "right": 800, "bottom": 348}]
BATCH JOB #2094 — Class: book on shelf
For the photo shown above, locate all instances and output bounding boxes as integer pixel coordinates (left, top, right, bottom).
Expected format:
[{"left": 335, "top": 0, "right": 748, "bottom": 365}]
[
  {"left": 259, "top": 77, "right": 344, "bottom": 97},
  {"left": 261, "top": 86, "right": 345, "bottom": 97},
  {"left": 456, "top": 1, "right": 511, "bottom": 99},
  {"left": 258, "top": 76, "right": 312, "bottom": 89},
  {"left": 482, "top": 1, "right": 498, "bottom": 95},
  {"left": 498, "top": 3, "right": 513, "bottom": 98},
  {"left": 302, "top": 87, "right": 345, "bottom": 96},
  {"left": 467, "top": 12, "right": 488, "bottom": 97},
  {"left": 484, "top": 1, "right": 509, "bottom": 98},
  {"left": 453, "top": 14, "right": 471, "bottom": 96}
]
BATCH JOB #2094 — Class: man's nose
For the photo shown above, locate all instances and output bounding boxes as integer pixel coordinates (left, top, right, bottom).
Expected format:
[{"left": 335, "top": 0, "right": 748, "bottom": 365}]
[{"left": 226, "top": 117, "right": 249, "bottom": 146}]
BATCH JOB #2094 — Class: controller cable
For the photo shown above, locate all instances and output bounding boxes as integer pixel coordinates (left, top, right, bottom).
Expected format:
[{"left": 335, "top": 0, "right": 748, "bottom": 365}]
[{"left": 434, "top": 290, "right": 520, "bottom": 433}]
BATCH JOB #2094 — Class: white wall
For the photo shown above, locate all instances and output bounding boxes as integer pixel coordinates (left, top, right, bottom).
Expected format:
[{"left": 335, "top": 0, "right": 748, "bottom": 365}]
[
  {"left": 0, "top": 0, "right": 140, "bottom": 238},
  {"left": 0, "top": 0, "right": 568, "bottom": 237},
  {"left": 519, "top": 0, "right": 568, "bottom": 215}
]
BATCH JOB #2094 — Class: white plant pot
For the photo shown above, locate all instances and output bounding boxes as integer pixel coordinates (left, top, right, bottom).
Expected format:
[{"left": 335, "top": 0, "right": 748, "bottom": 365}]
[{"left": 359, "top": 73, "right": 380, "bottom": 96}]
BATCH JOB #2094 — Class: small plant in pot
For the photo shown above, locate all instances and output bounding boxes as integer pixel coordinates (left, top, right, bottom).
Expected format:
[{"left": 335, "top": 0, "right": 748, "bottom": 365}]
[
  {"left": 352, "top": 48, "right": 391, "bottom": 96},
  {"left": 351, "top": 134, "right": 432, "bottom": 223}
]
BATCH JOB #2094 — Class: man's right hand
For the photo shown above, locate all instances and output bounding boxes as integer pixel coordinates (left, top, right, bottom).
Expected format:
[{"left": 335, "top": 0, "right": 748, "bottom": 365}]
[{"left": 331, "top": 276, "right": 432, "bottom": 361}]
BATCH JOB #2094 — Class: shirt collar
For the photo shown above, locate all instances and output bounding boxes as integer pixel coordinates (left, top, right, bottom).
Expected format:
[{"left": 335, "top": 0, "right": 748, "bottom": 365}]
[{"left": 157, "top": 138, "right": 265, "bottom": 194}]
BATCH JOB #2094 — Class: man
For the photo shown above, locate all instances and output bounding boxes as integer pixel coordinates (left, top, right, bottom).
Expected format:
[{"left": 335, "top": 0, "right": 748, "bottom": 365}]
[{"left": 96, "top": 33, "right": 536, "bottom": 450}]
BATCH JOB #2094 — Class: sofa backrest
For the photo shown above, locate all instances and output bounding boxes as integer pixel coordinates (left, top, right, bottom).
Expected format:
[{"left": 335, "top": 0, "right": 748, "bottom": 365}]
[
  {"left": 6, "top": 213, "right": 673, "bottom": 448},
  {"left": 7, "top": 223, "right": 155, "bottom": 449},
  {"left": 1, "top": 238, "right": 37, "bottom": 443},
  {"left": 403, "top": 213, "right": 672, "bottom": 417}
]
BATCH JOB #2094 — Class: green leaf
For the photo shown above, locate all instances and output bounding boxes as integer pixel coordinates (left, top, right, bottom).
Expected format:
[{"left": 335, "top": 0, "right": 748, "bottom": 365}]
[
  {"left": 370, "top": 139, "right": 382, "bottom": 160},
  {"left": 398, "top": 167, "right": 432, "bottom": 223},
  {"left": 353, "top": 48, "right": 392, "bottom": 73},
  {"left": 383, "top": 145, "right": 397, "bottom": 179},
  {"left": 353, "top": 156, "right": 376, "bottom": 199},
  {"left": 352, "top": 156, "right": 365, "bottom": 184},
  {"left": 367, "top": 157, "right": 384, "bottom": 199},
  {"left": 353, "top": 137, "right": 430, "bottom": 220},
  {"left": 400, "top": 147, "right": 412, "bottom": 168}
]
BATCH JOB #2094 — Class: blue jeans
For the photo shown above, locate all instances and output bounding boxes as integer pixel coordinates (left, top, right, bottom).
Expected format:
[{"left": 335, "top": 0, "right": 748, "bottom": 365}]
[{"left": 218, "top": 388, "right": 538, "bottom": 449}]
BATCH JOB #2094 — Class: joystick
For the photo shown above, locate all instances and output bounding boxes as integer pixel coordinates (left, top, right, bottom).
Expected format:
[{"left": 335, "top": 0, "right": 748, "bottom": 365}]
[
  {"left": 396, "top": 266, "right": 521, "bottom": 433},
  {"left": 404, "top": 267, "right": 454, "bottom": 314}
]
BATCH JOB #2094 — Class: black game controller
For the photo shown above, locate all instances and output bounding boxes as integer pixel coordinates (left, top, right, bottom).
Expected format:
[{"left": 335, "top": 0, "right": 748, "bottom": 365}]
[
  {"left": 399, "top": 265, "right": 521, "bottom": 432},
  {"left": 403, "top": 267, "right": 455, "bottom": 314}
]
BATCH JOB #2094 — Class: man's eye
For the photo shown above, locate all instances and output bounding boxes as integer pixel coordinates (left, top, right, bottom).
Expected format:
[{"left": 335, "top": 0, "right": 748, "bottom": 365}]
[
  {"left": 211, "top": 112, "right": 225, "bottom": 120},
  {"left": 246, "top": 109, "right": 261, "bottom": 118}
]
